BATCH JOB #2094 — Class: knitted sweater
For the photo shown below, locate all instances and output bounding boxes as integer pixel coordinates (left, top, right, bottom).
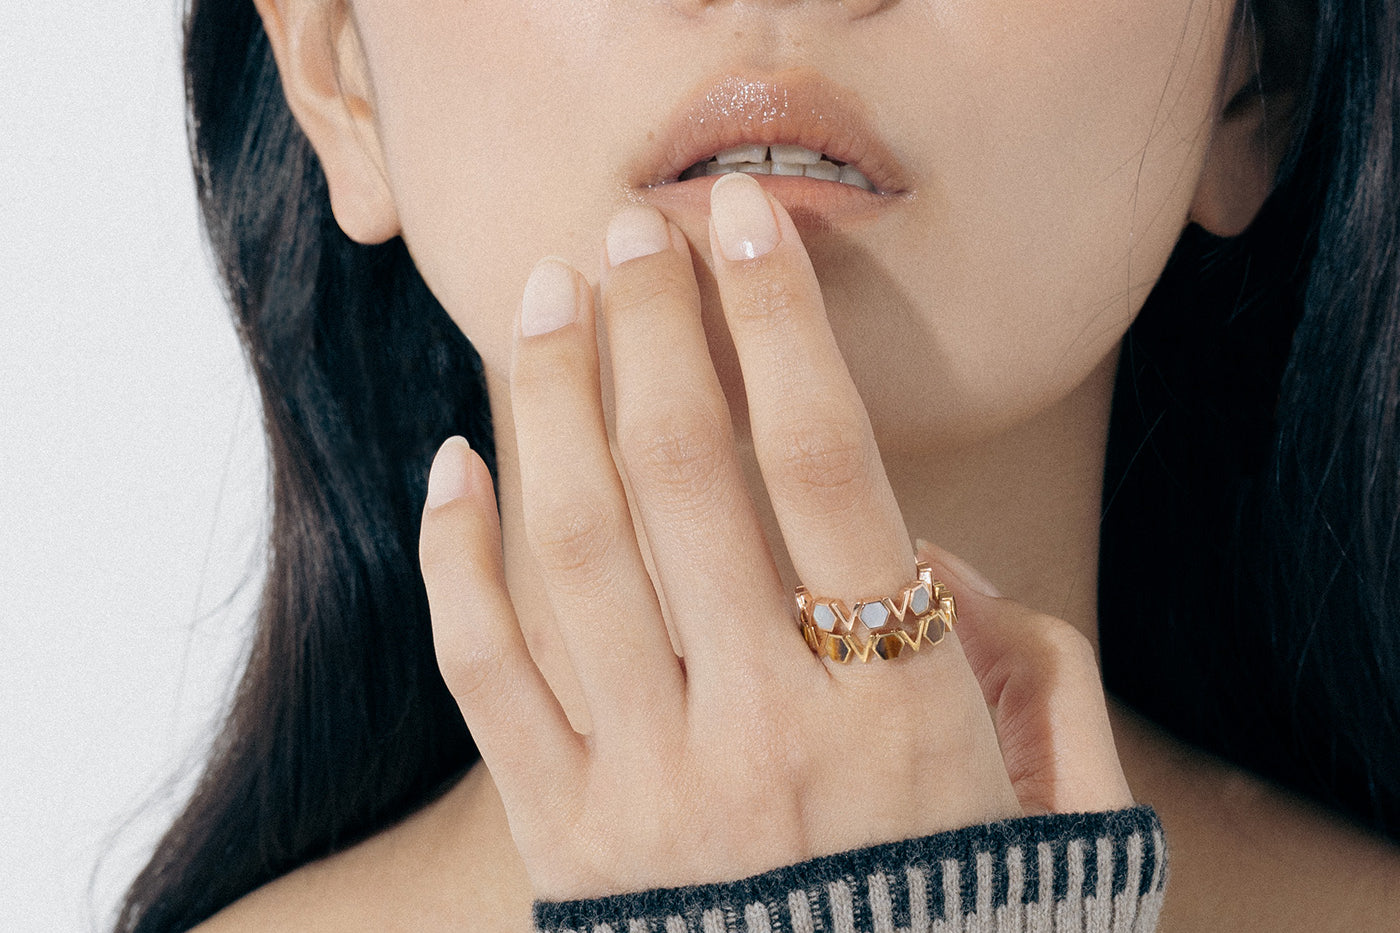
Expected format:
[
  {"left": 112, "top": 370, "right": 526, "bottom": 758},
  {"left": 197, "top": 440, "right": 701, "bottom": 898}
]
[{"left": 533, "top": 806, "right": 1166, "bottom": 933}]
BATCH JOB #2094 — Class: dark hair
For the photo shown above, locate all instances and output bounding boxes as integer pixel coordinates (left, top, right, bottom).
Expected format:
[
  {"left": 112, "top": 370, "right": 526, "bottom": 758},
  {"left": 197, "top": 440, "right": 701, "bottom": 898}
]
[
  {"left": 1100, "top": 0, "right": 1399, "bottom": 836},
  {"left": 114, "top": 4, "right": 493, "bottom": 929},
  {"left": 116, "top": 0, "right": 1397, "bottom": 928}
]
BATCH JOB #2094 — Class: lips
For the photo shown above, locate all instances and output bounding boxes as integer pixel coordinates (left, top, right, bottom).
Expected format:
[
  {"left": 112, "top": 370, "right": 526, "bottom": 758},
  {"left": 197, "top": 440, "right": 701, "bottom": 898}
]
[{"left": 625, "top": 69, "right": 912, "bottom": 226}]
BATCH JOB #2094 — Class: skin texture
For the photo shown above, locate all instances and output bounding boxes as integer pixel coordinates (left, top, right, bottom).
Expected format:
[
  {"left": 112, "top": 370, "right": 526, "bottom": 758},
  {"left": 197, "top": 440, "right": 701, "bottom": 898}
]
[
  {"left": 194, "top": 0, "right": 1400, "bottom": 927},
  {"left": 262, "top": 0, "right": 1259, "bottom": 730}
]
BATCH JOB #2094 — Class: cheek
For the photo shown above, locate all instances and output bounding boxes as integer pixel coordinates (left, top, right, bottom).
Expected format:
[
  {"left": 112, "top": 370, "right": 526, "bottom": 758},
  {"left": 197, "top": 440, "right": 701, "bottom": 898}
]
[
  {"left": 873, "top": 0, "right": 1232, "bottom": 438},
  {"left": 350, "top": 0, "right": 626, "bottom": 380},
  {"left": 348, "top": 0, "right": 1234, "bottom": 451}
]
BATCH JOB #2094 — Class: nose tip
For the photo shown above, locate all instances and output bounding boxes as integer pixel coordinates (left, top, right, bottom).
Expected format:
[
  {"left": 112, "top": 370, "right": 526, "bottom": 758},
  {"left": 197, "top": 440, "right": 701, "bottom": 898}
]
[
  {"left": 837, "top": 0, "right": 892, "bottom": 16},
  {"left": 669, "top": 0, "right": 894, "bottom": 19}
]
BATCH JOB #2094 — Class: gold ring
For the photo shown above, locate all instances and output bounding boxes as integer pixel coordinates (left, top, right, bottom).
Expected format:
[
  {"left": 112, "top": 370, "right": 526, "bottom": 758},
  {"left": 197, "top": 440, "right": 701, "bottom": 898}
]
[{"left": 795, "top": 561, "right": 955, "bottom": 663}]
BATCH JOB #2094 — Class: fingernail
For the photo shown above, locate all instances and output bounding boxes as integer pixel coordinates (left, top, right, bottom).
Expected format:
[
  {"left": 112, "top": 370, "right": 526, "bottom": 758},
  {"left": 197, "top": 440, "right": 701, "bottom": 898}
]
[
  {"left": 915, "top": 537, "right": 1003, "bottom": 598},
  {"left": 426, "top": 436, "right": 474, "bottom": 509},
  {"left": 711, "top": 172, "right": 780, "bottom": 262},
  {"left": 606, "top": 206, "right": 671, "bottom": 266},
  {"left": 520, "top": 258, "right": 578, "bottom": 336}
]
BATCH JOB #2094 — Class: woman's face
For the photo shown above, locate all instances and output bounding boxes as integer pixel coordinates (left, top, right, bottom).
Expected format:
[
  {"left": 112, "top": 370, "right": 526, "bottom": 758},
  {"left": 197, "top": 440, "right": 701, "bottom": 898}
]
[{"left": 347, "top": 0, "right": 1236, "bottom": 454}]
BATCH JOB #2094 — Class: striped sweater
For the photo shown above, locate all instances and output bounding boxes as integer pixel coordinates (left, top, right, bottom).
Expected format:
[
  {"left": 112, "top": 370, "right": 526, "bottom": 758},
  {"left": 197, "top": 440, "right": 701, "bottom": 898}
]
[{"left": 534, "top": 806, "right": 1166, "bottom": 933}]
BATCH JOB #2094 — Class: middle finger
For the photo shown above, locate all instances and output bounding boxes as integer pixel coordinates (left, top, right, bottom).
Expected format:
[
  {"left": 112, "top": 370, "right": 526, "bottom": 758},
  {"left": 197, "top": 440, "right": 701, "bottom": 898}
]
[{"left": 707, "top": 172, "right": 915, "bottom": 603}]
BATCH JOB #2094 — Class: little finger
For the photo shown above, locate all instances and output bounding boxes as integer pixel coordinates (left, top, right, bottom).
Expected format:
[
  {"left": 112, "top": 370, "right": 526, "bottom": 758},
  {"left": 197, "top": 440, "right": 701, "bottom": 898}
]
[{"left": 420, "top": 437, "right": 583, "bottom": 805}]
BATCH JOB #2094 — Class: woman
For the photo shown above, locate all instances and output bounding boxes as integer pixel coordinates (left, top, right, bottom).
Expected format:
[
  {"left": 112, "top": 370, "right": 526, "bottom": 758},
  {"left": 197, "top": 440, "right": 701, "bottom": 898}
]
[{"left": 118, "top": 0, "right": 1400, "bottom": 928}]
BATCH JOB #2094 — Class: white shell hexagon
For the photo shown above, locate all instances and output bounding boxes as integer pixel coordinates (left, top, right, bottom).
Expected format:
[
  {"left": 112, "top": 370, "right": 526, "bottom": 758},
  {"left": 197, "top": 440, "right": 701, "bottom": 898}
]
[{"left": 859, "top": 601, "right": 889, "bottom": 631}]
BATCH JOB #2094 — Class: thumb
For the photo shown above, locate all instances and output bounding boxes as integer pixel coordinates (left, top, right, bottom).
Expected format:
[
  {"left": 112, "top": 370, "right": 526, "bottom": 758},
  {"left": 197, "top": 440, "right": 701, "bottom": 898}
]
[{"left": 916, "top": 539, "right": 1134, "bottom": 815}]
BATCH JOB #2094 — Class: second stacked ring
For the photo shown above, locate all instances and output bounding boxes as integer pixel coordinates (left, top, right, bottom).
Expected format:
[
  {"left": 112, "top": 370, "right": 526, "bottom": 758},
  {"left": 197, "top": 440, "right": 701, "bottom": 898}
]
[{"left": 796, "top": 561, "right": 956, "bottom": 664}]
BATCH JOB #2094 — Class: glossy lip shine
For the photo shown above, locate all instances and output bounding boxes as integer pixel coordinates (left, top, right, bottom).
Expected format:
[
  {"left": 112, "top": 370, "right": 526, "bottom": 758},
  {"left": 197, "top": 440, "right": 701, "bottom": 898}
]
[{"left": 626, "top": 69, "right": 914, "bottom": 230}]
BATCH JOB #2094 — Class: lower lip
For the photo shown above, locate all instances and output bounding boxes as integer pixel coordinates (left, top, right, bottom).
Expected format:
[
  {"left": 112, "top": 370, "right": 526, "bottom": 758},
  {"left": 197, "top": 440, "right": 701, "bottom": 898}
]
[{"left": 634, "top": 174, "right": 909, "bottom": 232}]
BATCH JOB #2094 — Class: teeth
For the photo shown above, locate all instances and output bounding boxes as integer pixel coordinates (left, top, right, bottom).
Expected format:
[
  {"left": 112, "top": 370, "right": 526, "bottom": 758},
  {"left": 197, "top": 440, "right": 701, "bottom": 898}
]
[
  {"left": 714, "top": 143, "right": 768, "bottom": 164},
  {"left": 678, "top": 144, "right": 875, "bottom": 191},
  {"left": 768, "top": 144, "right": 823, "bottom": 165},
  {"left": 838, "top": 165, "right": 873, "bottom": 189}
]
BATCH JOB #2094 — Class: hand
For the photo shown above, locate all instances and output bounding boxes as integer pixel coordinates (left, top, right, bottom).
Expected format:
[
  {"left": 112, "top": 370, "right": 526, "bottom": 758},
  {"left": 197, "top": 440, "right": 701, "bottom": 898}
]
[{"left": 418, "top": 172, "right": 1132, "bottom": 901}]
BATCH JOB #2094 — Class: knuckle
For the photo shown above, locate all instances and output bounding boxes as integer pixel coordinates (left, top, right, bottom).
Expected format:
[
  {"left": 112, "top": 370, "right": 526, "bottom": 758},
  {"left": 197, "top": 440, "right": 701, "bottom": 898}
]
[
  {"left": 731, "top": 273, "right": 807, "bottom": 329},
  {"left": 525, "top": 494, "right": 620, "bottom": 580},
  {"left": 419, "top": 507, "right": 491, "bottom": 593},
  {"left": 1039, "top": 616, "right": 1097, "bottom": 668},
  {"left": 607, "top": 263, "right": 696, "bottom": 318},
  {"left": 436, "top": 634, "right": 506, "bottom": 707},
  {"left": 766, "top": 419, "right": 872, "bottom": 514},
  {"left": 512, "top": 342, "right": 579, "bottom": 402},
  {"left": 1005, "top": 760, "right": 1060, "bottom": 807},
  {"left": 509, "top": 348, "right": 557, "bottom": 400},
  {"left": 1023, "top": 615, "right": 1098, "bottom": 685},
  {"left": 619, "top": 403, "right": 729, "bottom": 497},
  {"left": 418, "top": 525, "right": 462, "bottom": 582}
]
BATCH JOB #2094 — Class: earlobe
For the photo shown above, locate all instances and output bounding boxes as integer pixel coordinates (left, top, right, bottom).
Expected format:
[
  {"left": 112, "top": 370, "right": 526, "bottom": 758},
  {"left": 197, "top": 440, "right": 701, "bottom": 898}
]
[
  {"left": 1188, "top": 12, "right": 1300, "bottom": 238},
  {"left": 253, "top": 0, "right": 401, "bottom": 244}
]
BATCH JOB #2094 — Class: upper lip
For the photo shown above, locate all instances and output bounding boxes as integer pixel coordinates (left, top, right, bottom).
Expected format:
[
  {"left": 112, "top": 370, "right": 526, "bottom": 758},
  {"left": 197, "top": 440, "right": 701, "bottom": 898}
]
[{"left": 625, "top": 69, "right": 910, "bottom": 196}]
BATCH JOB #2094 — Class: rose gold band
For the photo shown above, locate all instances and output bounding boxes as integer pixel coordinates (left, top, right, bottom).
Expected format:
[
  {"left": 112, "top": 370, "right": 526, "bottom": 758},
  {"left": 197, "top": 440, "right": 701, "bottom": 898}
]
[{"left": 795, "top": 561, "right": 956, "bottom": 663}]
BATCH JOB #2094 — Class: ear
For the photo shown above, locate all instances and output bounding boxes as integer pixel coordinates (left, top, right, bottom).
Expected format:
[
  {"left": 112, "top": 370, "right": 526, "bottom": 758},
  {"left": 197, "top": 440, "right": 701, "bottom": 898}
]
[
  {"left": 253, "top": 0, "right": 401, "bottom": 244},
  {"left": 1188, "top": 9, "right": 1301, "bottom": 238}
]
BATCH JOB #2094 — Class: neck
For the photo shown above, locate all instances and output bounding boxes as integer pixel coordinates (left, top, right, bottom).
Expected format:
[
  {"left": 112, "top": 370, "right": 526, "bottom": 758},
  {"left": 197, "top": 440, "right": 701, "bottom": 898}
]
[{"left": 891, "top": 349, "right": 1118, "bottom": 653}]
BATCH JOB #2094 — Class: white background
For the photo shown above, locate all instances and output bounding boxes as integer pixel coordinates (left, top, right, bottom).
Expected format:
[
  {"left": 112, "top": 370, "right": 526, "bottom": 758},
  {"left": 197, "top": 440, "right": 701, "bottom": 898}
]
[{"left": 2, "top": 4, "right": 267, "bottom": 930}]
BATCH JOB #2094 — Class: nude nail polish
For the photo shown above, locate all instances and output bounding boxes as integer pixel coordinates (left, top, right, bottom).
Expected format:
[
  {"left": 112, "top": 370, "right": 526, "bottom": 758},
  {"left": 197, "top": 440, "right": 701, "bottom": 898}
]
[
  {"left": 520, "top": 258, "right": 578, "bottom": 336},
  {"left": 711, "top": 172, "right": 780, "bottom": 261},
  {"left": 426, "top": 436, "right": 474, "bottom": 509},
  {"left": 606, "top": 206, "right": 671, "bottom": 266}
]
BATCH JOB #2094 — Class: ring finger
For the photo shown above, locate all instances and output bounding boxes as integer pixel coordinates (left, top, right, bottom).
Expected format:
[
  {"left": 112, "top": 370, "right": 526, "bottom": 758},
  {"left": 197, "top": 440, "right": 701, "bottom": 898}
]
[{"left": 707, "top": 173, "right": 917, "bottom": 631}]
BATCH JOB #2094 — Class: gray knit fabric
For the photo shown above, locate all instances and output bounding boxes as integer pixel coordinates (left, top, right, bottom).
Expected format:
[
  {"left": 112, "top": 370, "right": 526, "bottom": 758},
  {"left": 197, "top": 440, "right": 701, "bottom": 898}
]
[{"left": 533, "top": 806, "right": 1166, "bottom": 933}]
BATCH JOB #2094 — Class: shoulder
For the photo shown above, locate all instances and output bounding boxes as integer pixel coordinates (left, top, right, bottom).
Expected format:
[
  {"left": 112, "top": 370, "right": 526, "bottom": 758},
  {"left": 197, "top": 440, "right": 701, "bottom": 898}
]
[
  {"left": 192, "top": 764, "right": 533, "bottom": 932},
  {"left": 1110, "top": 699, "right": 1400, "bottom": 931},
  {"left": 191, "top": 854, "right": 364, "bottom": 933}
]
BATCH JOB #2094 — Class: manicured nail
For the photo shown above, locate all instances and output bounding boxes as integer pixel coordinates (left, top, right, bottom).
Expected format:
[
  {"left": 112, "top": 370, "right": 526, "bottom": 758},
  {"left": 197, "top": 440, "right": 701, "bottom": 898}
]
[
  {"left": 711, "top": 172, "right": 780, "bottom": 262},
  {"left": 606, "top": 205, "right": 671, "bottom": 266},
  {"left": 520, "top": 258, "right": 578, "bottom": 336},
  {"left": 915, "top": 537, "right": 1003, "bottom": 598},
  {"left": 426, "top": 436, "right": 474, "bottom": 509}
]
